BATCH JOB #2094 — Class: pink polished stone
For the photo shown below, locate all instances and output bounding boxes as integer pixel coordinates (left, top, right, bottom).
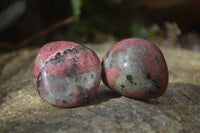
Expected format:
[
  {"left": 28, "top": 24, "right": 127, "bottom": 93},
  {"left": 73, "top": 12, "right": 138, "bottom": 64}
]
[
  {"left": 102, "top": 38, "right": 168, "bottom": 99},
  {"left": 33, "top": 41, "right": 101, "bottom": 107}
]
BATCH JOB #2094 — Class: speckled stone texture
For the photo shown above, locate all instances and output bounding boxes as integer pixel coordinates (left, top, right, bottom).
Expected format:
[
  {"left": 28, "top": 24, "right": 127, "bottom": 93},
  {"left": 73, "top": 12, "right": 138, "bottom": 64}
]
[
  {"left": 33, "top": 41, "right": 101, "bottom": 107},
  {"left": 102, "top": 38, "right": 168, "bottom": 99},
  {"left": 0, "top": 43, "right": 200, "bottom": 133}
]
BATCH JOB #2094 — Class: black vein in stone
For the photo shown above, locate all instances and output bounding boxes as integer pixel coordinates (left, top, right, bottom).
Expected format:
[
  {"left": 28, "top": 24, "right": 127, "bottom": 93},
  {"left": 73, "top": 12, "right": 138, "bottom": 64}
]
[
  {"left": 36, "top": 72, "right": 41, "bottom": 89},
  {"left": 146, "top": 73, "right": 151, "bottom": 80},
  {"left": 121, "top": 85, "right": 125, "bottom": 90},
  {"left": 36, "top": 46, "right": 79, "bottom": 89},
  {"left": 126, "top": 75, "right": 137, "bottom": 85}
]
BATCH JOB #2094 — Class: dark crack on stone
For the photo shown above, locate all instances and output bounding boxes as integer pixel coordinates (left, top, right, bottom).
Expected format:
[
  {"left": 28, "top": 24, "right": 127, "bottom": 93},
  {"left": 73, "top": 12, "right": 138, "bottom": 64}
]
[
  {"left": 120, "top": 85, "right": 125, "bottom": 90},
  {"left": 63, "top": 47, "right": 78, "bottom": 55},
  {"left": 37, "top": 46, "right": 82, "bottom": 89},
  {"left": 55, "top": 52, "right": 61, "bottom": 59},
  {"left": 36, "top": 72, "right": 41, "bottom": 89},
  {"left": 49, "top": 53, "right": 65, "bottom": 66},
  {"left": 146, "top": 73, "right": 152, "bottom": 80},
  {"left": 126, "top": 75, "right": 137, "bottom": 85}
]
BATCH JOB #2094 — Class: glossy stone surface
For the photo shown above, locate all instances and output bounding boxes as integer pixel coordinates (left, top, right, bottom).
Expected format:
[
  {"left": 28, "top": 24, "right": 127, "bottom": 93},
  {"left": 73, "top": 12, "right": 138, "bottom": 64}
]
[
  {"left": 102, "top": 38, "right": 168, "bottom": 99},
  {"left": 33, "top": 41, "right": 101, "bottom": 107}
]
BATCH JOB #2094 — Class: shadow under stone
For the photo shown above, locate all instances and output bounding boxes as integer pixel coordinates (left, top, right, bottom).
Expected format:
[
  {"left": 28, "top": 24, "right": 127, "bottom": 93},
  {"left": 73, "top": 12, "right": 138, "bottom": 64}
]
[
  {"left": 84, "top": 82, "right": 200, "bottom": 107},
  {"left": 84, "top": 84, "right": 121, "bottom": 106},
  {"left": 82, "top": 82, "right": 200, "bottom": 107},
  {"left": 139, "top": 82, "right": 200, "bottom": 105}
]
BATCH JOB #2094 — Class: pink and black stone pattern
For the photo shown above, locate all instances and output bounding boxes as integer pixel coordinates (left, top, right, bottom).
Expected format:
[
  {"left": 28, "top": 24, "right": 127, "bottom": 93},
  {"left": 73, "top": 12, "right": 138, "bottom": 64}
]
[
  {"left": 102, "top": 38, "right": 168, "bottom": 99},
  {"left": 33, "top": 41, "right": 101, "bottom": 107}
]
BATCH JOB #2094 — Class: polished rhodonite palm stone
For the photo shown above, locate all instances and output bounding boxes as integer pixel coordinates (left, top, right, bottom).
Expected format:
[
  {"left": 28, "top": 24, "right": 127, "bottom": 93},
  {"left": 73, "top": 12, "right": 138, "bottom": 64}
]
[
  {"left": 102, "top": 38, "right": 168, "bottom": 99},
  {"left": 33, "top": 41, "right": 101, "bottom": 107}
]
